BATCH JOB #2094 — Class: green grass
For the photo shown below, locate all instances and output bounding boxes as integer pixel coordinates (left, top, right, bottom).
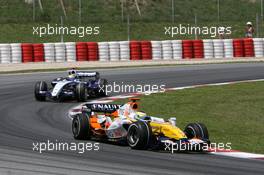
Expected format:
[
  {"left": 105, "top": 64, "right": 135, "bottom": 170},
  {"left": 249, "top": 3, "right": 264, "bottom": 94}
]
[
  {"left": 0, "top": 0, "right": 263, "bottom": 43},
  {"left": 0, "top": 0, "right": 261, "bottom": 23},
  {"left": 1, "top": 22, "right": 263, "bottom": 43},
  {"left": 113, "top": 81, "right": 264, "bottom": 153}
]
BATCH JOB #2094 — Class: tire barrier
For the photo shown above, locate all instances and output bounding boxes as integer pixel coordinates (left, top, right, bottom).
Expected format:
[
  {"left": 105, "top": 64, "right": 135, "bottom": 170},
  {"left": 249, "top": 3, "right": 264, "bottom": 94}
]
[
  {"left": 87, "top": 42, "right": 99, "bottom": 61},
  {"left": 119, "top": 41, "right": 130, "bottom": 61},
  {"left": 233, "top": 39, "right": 244, "bottom": 57},
  {"left": 182, "top": 40, "right": 193, "bottom": 59},
  {"left": 151, "top": 41, "right": 162, "bottom": 60},
  {"left": 54, "top": 43, "right": 66, "bottom": 62},
  {"left": 223, "top": 39, "right": 234, "bottom": 58},
  {"left": 44, "top": 43, "right": 55, "bottom": 62},
  {"left": 109, "top": 42, "right": 120, "bottom": 61},
  {"left": 243, "top": 38, "right": 255, "bottom": 57},
  {"left": 65, "top": 42, "right": 76, "bottom": 62},
  {"left": 213, "top": 39, "right": 224, "bottom": 59},
  {"left": 141, "top": 41, "right": 152, "bottom": 60},
  {"left": 98, "top": 42, "right": 109, "bottom": 61},
  {"left": 11, "top": 43, "right": 22, "bottom": 63},
  {"left": 193, "top": 40, "right": 204, "bottom": 59},
  {"left": 21, "top": 43, "right": 33, "bottom": 63},
  {"left": 0, "top": 44, "right": 12, "bottom": 63},
  {"left": 0, "top": 38, "right": 264, "bottom": 64},
  {"left": 130, "top": 41, "right": 141, "bottom": 60},
  {"left": 253, "top": 38, "right": 264, "bottom": 58},
  {"left": 76, "top": 42, "right": 88, "bottom": 61},
  {"left": 162, "top": 40, "right": 173, "bottom": 60},
  {"left": 203, "top": 39, "right": 214, "bottom": 59},
  {"left": 33, "top": 44, "right": 44, "bottom": 62},
  {"left": 172, "top": 40, "right": 182, "bottom": 60}
]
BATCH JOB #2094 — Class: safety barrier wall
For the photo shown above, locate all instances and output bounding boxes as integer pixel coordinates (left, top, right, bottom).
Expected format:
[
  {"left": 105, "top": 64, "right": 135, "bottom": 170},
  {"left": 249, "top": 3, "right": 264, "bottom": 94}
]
[
  {"left": 33, "top": 44, "right": 44, "bottom": 62},
  {"left": 193, "top": 40, "right": 204, "bottom": 59},
  {"left": 76, "top": 42, "right": 87, "bottom": 61},
  {"left": 203, "top": 39, "right": 214, "bottom": 59},
  {"left": 233, "top": 39, "right": 244, "bottom": 57},
  {"left": 119, "top": 41, "right": 130, "bottom": 61},
  {"left": 141, "top": 41, "right": 152, "bottom": 60},
  {"left": 151, "top": 41, "right": 162, "bottom": 60},
  {"left": 54, "top": 43, "right": 66, "bottom": 62},
  {"left": 65, "top": 42, "right": 76, "bottom": 62},
  {"left": 224, "top": 39, "right": 233, "bottom": 58},
  {"left": 182, "top": 40, "right": 193, "bottom": 59},
  {"left": 0, "top": 44, "right": 12, "bottom": 63},
  {"left": 43, "top": 43, "right": 55, "bottom": 62},
  {"left": 109, "top": 42, "right": 120, "bottom": 61},
  {"left": 253, "top": 38, "right": 264, "bottom": 58},
  {"left": 172, "top": 40, "right": 182, "bottom": 60},
  {"left": 130, "top": 41, "right": 141, "bottom": 60},
  {"left": 87, "top": 42, "right": 99, "bottom": 61},
  {"left": 98, "top": 42, "right": 109, "bottom": 61},
  {"left": 162, "top": 40, "right": 173, "bottom": 60},
  {"left": 213, "top": 39, "right": 224, "bottom": 59},
  {"left": 10, "top": 43, "right": 22, "bottom": 63},
  {"left": 0, "top": 38, "right": 263, "bottom": 63}
]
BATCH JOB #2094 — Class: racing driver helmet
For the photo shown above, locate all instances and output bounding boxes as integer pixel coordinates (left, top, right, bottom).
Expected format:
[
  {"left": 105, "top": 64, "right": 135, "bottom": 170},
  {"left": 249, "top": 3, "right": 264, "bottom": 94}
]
[{"left": 68, "top": 69, "right": 77, "bottom": 79}]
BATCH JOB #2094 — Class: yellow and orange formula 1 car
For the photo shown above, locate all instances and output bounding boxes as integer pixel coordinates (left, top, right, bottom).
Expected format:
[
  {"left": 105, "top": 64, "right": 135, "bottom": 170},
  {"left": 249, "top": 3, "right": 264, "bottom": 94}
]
[{"left": 71, "top": 98, "right": 210, "bottom": 151}]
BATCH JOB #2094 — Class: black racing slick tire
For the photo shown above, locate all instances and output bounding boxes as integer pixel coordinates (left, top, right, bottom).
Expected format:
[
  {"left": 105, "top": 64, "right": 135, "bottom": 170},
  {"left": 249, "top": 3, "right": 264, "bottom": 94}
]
[
  {"left": 72, "top": 113, "right": 91, "bottom": 140},
  {"left": 184, "top": 123, "right": 209, "bottom": 140},
  {"left": 127, "top": 121, "right": 152, "bottom": 150},
  {"left": 34, "top": 81, "right": 47, "bottom": 101},
  {"left": 76, "top": 83, "right": 87, "bottom": 102}
]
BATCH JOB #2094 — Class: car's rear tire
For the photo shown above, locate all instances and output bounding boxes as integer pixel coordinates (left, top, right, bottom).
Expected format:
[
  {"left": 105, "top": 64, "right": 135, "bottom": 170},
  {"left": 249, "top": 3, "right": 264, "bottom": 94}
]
[
  {"left": 99, "top": 79, "right": 108, "bottom": 97},
  {"left": 76, "top": 83, "right": 87, "bottom": 102},
  {"left": 127, "top": 121, "right": 152, "bottom": 150},
  {"left": 34, "top": 81, "right": 47, "bottom": 101},
  {"left": 72, "top": 113, "right": 91, "bottom": 140},
  {"left": 184, "top": 123, "right": 209, "bottom": 140}
]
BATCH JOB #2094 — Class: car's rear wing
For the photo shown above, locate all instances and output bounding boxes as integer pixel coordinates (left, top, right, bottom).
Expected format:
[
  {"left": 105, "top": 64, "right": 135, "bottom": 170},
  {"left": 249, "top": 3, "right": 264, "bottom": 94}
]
[
  {"left": 76, "top": 71, "right": 99, "bottom": 77},
  {"left": 67, "top": 70, "right": 99, "bottom": 77},
  {"left": 84, "top": 103, "right": 122, "bottom": 113}
]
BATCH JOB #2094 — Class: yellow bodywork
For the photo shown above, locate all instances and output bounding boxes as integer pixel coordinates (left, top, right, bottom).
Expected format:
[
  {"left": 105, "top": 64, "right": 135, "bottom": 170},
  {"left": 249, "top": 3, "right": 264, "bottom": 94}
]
[{"left": 150, "top": 122, "right": 187, "bottom": 140}]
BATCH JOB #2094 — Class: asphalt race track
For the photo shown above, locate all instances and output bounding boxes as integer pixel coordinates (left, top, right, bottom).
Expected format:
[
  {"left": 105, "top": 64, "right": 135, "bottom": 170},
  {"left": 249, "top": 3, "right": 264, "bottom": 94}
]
[{"left": 0, "top": 63, "right": 264, "bottom": 175}]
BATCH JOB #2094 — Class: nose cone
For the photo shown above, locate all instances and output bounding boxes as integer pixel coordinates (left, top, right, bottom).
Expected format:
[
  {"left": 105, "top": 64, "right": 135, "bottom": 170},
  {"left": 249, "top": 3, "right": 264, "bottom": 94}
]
[{"left": 151, "top": 122, "right": 187, "bottom": 140}]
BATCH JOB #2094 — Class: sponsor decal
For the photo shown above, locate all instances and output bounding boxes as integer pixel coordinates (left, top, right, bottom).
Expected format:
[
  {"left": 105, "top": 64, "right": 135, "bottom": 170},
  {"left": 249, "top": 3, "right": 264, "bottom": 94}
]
[{"left": 90, "top": 104, "right": 121, "bottom": 111}]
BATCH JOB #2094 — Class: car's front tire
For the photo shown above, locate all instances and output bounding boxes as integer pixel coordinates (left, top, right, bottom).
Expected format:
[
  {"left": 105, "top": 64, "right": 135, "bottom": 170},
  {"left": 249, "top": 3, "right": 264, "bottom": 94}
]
[
  {"left": 184, "top": 123, "right": 209, "bottom": 140},
  {"left": 72, "top": 113, "right": 91, "bottom": 140},
  {"left": 127, "top": 121, "right": 152, "bottom": 150},
  {"left": 34, "top": 81, "right": 47, "bottom": 101}
]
